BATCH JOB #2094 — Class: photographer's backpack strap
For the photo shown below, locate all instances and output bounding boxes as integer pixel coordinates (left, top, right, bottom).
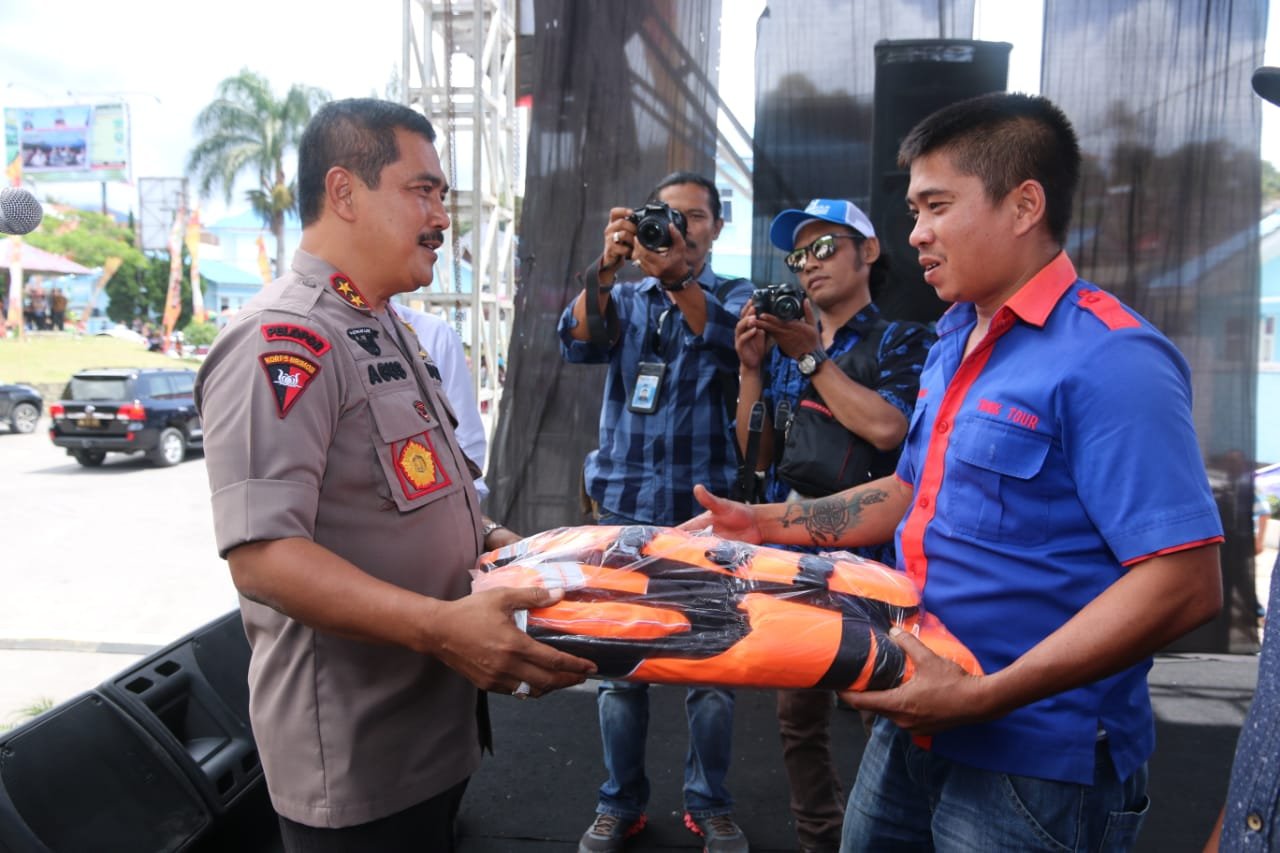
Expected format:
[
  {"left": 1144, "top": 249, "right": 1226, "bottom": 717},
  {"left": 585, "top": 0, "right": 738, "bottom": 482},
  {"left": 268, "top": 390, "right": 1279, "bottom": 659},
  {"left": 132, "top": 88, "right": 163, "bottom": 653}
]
[{"left": 580, "top": 255, "right": 620, "bottom": 349}]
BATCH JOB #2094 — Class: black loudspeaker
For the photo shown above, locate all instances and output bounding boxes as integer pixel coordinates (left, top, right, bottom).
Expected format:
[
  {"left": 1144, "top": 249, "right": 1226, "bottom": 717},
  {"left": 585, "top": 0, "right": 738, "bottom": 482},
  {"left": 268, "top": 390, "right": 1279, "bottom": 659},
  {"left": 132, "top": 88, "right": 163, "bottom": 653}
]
[
  {"left": 0, "top": 693, "right": 212, "bottom": 852},
  {"left": 96, "top": 610, "right": 261, "bottom": 814},
  {"left": 868, "top": 40, "right": 1012, "bottom": 325}
]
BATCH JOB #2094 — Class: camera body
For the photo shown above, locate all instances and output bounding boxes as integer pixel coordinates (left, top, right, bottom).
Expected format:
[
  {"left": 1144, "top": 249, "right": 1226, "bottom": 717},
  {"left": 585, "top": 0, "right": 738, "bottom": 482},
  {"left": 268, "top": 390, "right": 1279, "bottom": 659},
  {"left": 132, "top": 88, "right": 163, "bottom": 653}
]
[
  {"left": 628, "top": 202, "right": 687, "bottom": 251},
  {"left": 751, "top": 281, "right": 807, "bottom": 322}
]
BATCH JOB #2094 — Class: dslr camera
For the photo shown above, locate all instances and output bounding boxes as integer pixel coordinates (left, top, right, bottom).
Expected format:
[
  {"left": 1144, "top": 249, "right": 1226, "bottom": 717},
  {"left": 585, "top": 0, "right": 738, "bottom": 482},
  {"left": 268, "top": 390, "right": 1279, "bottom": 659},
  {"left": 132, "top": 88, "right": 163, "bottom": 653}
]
[
  {"left": 751, "top": 281, "right": 807, "bottom": 322},
  {"left": 628, "top": 202, "right": 687, "bottom": 251}
]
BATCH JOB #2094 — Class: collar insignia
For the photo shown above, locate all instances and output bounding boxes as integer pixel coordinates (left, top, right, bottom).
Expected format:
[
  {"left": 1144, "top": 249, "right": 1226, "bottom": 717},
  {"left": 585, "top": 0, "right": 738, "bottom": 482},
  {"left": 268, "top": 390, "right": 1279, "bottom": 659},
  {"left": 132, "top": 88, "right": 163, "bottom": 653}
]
[{"left": 330, "top": 273, "right": 370, "bottom": 311}]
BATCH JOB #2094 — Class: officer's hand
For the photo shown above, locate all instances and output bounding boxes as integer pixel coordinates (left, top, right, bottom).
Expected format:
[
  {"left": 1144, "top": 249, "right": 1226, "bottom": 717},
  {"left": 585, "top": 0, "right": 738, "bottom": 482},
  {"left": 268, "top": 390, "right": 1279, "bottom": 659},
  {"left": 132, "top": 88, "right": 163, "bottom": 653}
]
[
  {"left": 601, "top": 208, "right": 636, "bottom": 273},
  {"left": 431, "top": 586, "right": 596, "bottom": 697},
  {"left": 679, "top": 484, "right": 763, "bottom": 544},
  {"left": 840, "top": 628, "right": 991, "bottom": 735},
  {"left": 753, "top": 298, "right": 821, "bottom": 360},
  {"left": 734, "top": 301, "right": 767, "bottom": 370}
]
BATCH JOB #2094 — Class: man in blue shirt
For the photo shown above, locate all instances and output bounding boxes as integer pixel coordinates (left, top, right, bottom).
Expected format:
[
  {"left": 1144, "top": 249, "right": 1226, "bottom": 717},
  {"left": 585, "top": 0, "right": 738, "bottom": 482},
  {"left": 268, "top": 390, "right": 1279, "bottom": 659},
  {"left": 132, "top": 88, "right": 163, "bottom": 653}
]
[
  {"left": 735, "top": 198, "right": 932, "bottom": 852},
  {"left": 684, "top": 93, "right": 1223, "bottom": 851},
  {"left": 559, "top": 172, "right": 753, "bottom": 853}
]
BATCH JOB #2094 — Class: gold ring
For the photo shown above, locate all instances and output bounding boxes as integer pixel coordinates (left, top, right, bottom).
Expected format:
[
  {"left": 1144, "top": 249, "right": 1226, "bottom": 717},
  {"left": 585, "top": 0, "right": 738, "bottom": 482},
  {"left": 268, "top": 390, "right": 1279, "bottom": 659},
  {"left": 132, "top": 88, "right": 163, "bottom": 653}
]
[{"left": 613, "top": 232, "right": 622, "bottom": 244}]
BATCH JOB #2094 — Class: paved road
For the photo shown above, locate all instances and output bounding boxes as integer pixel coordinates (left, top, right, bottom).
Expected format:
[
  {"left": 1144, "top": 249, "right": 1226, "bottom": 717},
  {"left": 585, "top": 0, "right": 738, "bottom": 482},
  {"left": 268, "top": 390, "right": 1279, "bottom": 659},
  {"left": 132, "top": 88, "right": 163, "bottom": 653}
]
[{"left": 0, "top": 418, "right": 238, "bottom": 725}]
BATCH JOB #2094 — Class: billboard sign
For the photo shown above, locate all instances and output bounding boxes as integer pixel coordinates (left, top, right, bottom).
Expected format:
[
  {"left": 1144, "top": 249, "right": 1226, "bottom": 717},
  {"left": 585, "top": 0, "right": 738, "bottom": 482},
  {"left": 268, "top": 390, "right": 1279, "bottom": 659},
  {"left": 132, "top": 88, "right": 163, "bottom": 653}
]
[{"left": 4, "top": 103, "right": 130, "bottom": 183}]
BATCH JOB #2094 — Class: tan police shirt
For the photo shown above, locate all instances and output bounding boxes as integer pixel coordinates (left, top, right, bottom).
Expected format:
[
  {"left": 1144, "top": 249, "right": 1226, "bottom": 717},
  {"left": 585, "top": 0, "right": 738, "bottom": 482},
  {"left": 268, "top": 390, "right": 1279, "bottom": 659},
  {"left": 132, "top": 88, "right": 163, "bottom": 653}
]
[{"left": 195, "top": 249, "right": 484, "bottom": 828}]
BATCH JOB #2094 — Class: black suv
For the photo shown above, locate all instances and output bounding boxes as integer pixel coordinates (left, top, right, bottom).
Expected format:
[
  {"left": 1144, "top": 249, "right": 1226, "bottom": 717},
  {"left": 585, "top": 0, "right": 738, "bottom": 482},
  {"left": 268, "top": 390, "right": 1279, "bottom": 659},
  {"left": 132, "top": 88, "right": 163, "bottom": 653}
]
[
  {"left": 0, "top": 380, "right": 42, "bottom": 433},
  {"left": 49, "top": 367, "right": 203, "bottom": 467}
]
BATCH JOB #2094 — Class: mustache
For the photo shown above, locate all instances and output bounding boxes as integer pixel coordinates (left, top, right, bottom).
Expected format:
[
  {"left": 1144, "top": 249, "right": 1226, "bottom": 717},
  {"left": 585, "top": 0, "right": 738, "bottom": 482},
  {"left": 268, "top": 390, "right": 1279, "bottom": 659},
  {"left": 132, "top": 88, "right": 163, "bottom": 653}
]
[{"left": 419, "top": 230, "right": 446, "bottom": 245}]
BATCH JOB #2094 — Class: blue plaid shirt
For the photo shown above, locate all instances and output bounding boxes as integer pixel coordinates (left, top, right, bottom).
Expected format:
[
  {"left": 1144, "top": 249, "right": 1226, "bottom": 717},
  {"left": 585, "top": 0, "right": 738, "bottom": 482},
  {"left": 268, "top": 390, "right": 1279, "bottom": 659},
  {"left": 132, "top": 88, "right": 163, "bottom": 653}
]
[
  {"left": 759, "top": 303, "right": 935, "bottom": 564},
  {"left": 559, "top": 264, "right": 753, "bottom": 525}
]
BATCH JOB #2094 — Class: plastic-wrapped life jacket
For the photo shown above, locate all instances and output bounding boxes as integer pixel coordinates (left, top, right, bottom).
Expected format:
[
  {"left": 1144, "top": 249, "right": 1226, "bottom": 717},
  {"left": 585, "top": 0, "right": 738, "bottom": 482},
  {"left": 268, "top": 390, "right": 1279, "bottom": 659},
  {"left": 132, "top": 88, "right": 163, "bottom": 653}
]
[{"left": 473, "top": 525, "right": 981, "bottom": 691}]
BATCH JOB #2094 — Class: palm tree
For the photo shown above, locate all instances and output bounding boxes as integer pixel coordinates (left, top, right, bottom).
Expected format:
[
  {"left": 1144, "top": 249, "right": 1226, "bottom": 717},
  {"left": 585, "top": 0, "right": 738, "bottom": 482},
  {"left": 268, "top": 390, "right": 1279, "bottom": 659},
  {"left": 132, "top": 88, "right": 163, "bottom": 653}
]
[{"left": 186, "top": 69, "right": 329, "bottom": 274}]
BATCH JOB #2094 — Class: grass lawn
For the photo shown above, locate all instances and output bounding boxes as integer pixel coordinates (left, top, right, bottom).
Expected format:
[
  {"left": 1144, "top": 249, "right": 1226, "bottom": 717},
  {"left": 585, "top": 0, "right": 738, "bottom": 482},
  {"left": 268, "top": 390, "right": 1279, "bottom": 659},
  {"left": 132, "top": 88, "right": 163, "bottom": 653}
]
[{"left": 0, "top": 333, "right": 201, "bottom": 391}]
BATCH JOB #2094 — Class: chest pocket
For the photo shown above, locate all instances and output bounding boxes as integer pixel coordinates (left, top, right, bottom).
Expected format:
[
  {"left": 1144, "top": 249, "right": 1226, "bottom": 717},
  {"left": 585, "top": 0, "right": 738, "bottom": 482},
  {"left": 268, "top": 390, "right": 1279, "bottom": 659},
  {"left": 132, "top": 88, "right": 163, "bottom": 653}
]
[
  {"left": 367, "top": 388, "right": 462, "bottom": 513},
  {"left": 946, "top": 416, "right": 1052, "bottom": 545}
]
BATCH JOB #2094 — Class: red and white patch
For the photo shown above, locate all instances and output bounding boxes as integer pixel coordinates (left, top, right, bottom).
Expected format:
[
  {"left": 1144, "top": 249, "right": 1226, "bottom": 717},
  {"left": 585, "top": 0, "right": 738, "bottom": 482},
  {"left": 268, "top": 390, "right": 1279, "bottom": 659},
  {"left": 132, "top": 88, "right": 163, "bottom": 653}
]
[
  {"left": 259, "top": 352, "right": 321, "bottom": 418},
  {"left": 391, "top": 432, "right": 453, "bottom": 499},
  {"left": 260, "top": 322, "right": 331, "bottom": 356}
]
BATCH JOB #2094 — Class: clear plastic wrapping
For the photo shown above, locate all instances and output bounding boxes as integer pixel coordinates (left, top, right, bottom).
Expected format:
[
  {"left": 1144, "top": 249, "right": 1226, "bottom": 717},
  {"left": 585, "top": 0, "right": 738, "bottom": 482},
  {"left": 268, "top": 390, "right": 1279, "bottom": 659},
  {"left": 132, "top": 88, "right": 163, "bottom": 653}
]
[{"left": 472, "top": 525, "right": 981, "bottom": 691}]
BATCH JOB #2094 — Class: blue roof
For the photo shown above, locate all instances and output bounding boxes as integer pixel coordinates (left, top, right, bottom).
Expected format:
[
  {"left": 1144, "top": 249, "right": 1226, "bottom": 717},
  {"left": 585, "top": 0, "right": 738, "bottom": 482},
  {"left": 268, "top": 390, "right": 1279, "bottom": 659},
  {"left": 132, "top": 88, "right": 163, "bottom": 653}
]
[{"left": 198, "top": 259, "right": 264, "bottom": 285}]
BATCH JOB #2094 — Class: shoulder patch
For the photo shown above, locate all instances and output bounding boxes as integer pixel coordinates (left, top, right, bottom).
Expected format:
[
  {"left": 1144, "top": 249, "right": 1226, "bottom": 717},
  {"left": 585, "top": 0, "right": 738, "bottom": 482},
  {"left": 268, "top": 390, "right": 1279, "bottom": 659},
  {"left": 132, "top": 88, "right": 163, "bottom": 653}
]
[
  {"left": 260, "top": 322, "right": 331, "bottom": 356},
  {"left": 1075, "top": 288, "right": 1139, "bottom": 331},
  {"left": 330, "top": 273, "right": 371, "bottom": 311},
  {"left": 259, "top": 352, "right": 321, "bottom": 418}
]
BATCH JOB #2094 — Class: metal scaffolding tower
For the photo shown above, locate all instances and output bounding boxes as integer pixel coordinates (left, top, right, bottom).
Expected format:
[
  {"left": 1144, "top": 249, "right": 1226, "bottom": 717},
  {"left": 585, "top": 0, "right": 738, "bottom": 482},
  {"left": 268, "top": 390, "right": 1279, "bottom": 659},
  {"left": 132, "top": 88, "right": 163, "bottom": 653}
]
[{"left": 401, "top": 0, "right": 518, "bottom": 431}]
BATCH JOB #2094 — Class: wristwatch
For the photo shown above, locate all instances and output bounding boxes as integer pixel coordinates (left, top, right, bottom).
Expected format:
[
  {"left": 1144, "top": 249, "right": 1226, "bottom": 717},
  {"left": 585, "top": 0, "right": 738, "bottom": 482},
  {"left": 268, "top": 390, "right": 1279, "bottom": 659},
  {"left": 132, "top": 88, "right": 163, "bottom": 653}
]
[
  {"left": 481, "top": 520, "right": 505, "bottom": 538},
  {"left": 796, "top": 348, "right": 829, "bottom": 377},
  {"left": 661, "top": 272, "right": 695, "bottom": 292}
]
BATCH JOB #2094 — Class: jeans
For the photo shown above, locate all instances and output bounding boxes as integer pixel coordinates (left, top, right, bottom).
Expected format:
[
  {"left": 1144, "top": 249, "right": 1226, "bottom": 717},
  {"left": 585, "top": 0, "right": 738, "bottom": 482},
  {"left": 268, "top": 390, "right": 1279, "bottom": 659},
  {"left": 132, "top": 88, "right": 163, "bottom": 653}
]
[
  {"left": 841, "top": 717, "right": 1149, "bottom": 852},
  {"left": 592, "top": 508, "right": 736, "bottom": 821}
]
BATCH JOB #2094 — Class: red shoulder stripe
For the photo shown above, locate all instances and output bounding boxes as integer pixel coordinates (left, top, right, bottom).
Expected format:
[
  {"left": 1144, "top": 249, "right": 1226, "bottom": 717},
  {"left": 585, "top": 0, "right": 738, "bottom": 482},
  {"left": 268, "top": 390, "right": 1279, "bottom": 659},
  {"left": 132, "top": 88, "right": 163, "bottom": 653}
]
[{"left": 1075, "top": 289, "right": 1139, "bottom": 330}]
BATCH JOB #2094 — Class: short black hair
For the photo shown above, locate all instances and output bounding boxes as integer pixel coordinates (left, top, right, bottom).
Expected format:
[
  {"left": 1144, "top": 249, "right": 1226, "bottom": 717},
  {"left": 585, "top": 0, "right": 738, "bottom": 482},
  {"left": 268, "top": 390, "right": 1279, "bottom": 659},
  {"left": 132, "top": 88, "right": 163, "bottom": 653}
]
[
  {"left": 897, "top": 92, "right": 1080, "bottom": 245},
  {"left": 648, "top": 171, "right": 722, "bottom": 221},
  {"left": 297, "top": 98, "right": 438, "bottom": 226}
]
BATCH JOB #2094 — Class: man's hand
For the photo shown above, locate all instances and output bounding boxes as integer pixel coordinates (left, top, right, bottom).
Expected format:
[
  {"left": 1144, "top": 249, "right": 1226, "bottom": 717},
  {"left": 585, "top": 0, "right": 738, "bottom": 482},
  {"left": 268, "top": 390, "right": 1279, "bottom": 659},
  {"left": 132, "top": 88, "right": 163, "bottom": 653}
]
[
  {"left": 841, "top": 628, "right": 994, "bottom": 735},
  {"left": 753, "top": 298, "right": 822, "bottom": 359},
  {"left": 431, "top": 586, "right": 597, "bottom": 698},
  {"left": 734, "top": 301, "right": 768, "bottom": 370},
  {"left": 678, "top": 484, "right": 763, "bottom": 544},
  {"left": 600, "top": 207, "right": 636, "bottom": 274},
  {"left": 633, "top": 222, "right": 693, "bottom": 286}
]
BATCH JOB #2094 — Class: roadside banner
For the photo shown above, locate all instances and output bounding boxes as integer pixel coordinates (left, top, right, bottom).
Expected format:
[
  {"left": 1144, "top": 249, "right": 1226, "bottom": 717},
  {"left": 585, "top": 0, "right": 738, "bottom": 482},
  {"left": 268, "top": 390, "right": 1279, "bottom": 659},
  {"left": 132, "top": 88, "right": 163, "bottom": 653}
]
[
  {"left": 185, "top": 207, "right": 206, "bottom": 323},
  {"left": 161, "top": 209, "right": 185, "bottom": 352}
]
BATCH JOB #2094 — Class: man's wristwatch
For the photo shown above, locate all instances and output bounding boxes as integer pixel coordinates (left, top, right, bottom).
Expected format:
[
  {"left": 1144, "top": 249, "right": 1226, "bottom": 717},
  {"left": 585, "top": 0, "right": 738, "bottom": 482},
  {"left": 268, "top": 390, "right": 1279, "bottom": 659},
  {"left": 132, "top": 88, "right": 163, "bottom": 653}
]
[
  {"left": 796, "top": 348, "right": 829, "bottom": 377},
  {"left": 480, "top": 520, "right": 505, "bottom": 538},
  {"left": 661, "top": 272, "right": 694, "bottom": 292}
]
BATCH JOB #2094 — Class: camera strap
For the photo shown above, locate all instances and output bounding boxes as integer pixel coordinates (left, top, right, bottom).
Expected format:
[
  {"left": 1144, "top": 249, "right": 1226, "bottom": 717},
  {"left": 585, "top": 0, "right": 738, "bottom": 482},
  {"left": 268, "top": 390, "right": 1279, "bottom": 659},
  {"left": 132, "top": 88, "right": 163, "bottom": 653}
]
[{"left": 581, "top": 255, "right": 620, "bottom": 348}]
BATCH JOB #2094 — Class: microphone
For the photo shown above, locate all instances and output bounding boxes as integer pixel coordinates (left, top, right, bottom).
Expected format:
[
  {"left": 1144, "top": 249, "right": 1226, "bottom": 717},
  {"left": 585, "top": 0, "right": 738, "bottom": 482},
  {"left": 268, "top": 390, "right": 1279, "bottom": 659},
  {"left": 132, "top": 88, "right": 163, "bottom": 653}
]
[
  {"left": 0, "top": 187, "right": 44, "bottom": 236},
  {"left": 1254, "top": 67, "right": 1280, "bottom": 107}
]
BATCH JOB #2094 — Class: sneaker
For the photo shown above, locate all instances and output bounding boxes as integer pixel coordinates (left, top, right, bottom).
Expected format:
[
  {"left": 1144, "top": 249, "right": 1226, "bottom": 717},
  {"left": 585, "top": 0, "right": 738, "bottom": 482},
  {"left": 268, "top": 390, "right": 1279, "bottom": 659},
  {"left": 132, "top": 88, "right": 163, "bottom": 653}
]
[
  {"left": 577, "top": 811, "right": 647, "bottom": 852},
  {"left": 683, "top": 812, "right": 749, "bottom": 853}
]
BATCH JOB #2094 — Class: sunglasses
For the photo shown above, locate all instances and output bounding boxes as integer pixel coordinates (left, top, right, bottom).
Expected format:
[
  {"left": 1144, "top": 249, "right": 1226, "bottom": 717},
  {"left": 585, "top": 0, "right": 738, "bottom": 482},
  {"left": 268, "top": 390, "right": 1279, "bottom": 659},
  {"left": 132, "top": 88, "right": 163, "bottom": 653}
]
[{"left": 784, "top": 233, "right": 860, "bottom": 273}]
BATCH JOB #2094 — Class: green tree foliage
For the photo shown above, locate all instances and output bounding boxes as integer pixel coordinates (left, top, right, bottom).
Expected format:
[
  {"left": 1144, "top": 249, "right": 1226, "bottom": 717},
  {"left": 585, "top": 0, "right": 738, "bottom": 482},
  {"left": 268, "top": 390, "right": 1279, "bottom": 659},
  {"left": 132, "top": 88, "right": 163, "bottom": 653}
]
[
  {"left": 187, "top": 69, "right": 329, "bottom": 274},
  {"left": 181, "top": 319, "right": 218, "bottom": 347}
]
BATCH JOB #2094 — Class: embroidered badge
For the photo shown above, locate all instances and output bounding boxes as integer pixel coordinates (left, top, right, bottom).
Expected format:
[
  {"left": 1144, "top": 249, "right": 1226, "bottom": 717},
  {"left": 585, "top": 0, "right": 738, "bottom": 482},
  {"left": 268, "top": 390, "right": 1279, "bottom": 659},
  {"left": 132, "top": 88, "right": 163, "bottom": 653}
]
[
  {"left": 259, "top": 352, "right": 321, "bottom": 418},
  {"left": 413, "top": 400, "right": 432, "bottom": 421},
  {"left": 330, "top": 273, "right": 370, "bottom": 311},
  {"left": 392, "top": 432, "right": 452, "bottom": 499},
  {"left": 260, "top": 323, "right": 331, "bottom": 356},
  {"left": 367, "top": 360, "right": 409, "bottom": 385},
  {"left": 346, "top": 327, "right": 381, "bottom": 356}
]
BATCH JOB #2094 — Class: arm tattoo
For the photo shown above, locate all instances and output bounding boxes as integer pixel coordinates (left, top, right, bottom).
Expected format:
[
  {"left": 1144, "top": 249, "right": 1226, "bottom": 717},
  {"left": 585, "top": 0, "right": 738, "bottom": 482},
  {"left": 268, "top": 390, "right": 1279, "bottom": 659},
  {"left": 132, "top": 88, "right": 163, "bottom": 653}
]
[{"left": 779, "top": 488, "right": 890, "bottom": 546}]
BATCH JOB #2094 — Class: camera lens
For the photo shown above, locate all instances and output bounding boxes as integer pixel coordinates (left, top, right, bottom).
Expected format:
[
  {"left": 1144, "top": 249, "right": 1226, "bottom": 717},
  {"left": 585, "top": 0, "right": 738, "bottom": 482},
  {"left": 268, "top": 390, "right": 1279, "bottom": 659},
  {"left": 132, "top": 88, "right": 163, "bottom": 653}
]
[{"left": 637, "top": 219, "right": 670, "bottom": 251}]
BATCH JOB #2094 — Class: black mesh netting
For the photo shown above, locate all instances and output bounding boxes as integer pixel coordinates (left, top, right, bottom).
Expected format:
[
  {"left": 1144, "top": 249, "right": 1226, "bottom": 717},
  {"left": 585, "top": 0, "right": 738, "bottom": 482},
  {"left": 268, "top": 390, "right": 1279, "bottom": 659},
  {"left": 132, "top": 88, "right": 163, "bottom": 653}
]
[
  {"left": 1042, "top": 0, "right": 1267, "bottom": 651},
  {"left": 488, "top": 0, "right": 1268, "bottom": 652}
]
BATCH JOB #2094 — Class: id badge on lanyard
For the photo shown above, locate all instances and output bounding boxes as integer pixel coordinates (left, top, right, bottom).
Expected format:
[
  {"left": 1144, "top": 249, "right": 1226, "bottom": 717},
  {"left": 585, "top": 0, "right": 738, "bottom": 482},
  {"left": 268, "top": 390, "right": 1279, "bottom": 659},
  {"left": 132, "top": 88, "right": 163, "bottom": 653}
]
[{"left": 629, "top": 305, "right": 674, "bottom": 414}]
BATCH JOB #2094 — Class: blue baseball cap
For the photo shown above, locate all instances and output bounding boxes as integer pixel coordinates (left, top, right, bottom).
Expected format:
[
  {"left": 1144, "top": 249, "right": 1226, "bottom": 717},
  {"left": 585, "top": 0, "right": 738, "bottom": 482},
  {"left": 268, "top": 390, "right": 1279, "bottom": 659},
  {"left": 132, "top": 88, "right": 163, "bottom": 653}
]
[{"left": 768, "top": 198, "right": 876, "bottom": 251}]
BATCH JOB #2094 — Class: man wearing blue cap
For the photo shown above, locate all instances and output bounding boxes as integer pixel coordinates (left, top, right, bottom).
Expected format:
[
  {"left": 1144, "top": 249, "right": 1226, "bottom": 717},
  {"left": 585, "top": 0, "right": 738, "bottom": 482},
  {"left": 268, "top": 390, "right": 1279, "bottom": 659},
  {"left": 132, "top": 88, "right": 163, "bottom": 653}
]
[{"left": 735, "top": 198, "right": 933, "bottom": 853}]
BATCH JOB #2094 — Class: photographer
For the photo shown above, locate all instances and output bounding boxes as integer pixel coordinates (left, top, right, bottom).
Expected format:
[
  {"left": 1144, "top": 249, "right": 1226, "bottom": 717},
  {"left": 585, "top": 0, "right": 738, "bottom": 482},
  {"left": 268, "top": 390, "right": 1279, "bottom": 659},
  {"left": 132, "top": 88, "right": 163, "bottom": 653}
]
[
  {"left": 735, "top": 198, "right": 934, "bottom": 853},
  {"left": 558, "top": 172, "right": 753, "bottom": 853}
]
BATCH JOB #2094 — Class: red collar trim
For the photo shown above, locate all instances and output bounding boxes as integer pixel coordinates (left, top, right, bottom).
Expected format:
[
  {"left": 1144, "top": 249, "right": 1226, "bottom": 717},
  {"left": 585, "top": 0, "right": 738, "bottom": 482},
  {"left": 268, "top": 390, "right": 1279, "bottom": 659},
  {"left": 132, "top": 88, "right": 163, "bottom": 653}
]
[{"left": 1003, "top": 252, "right": 1077, "bottom": 328}]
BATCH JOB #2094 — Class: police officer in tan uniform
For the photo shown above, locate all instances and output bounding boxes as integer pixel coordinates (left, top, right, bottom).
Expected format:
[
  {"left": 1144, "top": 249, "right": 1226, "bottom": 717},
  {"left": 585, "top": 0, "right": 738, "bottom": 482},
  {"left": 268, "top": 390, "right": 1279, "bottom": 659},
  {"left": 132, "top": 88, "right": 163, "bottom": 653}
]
[{"left": 196, "top": 98, "right": 595, "bottom": 852}]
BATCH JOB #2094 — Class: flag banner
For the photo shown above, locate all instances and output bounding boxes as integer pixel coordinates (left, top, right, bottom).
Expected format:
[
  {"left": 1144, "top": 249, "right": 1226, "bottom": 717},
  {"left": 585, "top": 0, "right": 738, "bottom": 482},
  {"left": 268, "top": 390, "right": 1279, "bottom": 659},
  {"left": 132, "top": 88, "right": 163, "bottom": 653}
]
[
  {"left": 161, "top": 210, "right": 185, "bottom": 351},
  {"left": 185, "top": 208, "right": 206, "bottom": 323}
]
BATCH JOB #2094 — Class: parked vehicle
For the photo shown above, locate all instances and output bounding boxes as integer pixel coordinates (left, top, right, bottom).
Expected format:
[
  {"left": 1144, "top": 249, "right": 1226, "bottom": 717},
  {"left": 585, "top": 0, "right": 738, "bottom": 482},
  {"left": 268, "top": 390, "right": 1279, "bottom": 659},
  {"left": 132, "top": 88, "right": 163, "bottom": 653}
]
[
  {"left": 48, "top": 367, "right": 203, "bottom": 467},
  {"left": 0, "top": 381, "right": 43, "bottom": 434}
]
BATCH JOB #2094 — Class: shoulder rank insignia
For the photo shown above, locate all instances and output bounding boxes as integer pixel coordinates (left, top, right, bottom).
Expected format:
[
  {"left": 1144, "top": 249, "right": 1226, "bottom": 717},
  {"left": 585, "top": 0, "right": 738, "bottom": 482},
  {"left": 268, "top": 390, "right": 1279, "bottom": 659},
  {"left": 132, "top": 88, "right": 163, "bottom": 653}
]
[
  {"left": 330, "top": 273, "right": 370, "bottom": 311},
  {"left": 259, "top": 352, "right": 321, "bottom": 418},
  {"left": 1075, "top": 288, "right": 1139, "bottom": 331},
  {"left": 261, "top": 322, "right": 331, "bottom": 356},
  {"left": 392, "top": 432, "right": 453, "bottom": 499},
  {"left": 346, "top": 327, "right": 381, "bottom": 356}
]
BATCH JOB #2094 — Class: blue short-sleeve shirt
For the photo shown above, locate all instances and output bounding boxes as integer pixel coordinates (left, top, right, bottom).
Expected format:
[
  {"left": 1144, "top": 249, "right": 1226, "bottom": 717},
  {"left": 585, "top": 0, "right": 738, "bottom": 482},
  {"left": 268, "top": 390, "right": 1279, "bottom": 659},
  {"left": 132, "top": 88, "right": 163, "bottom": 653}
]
[{"left": 893, "top": 251, "right": 1224, "bottom": 785}]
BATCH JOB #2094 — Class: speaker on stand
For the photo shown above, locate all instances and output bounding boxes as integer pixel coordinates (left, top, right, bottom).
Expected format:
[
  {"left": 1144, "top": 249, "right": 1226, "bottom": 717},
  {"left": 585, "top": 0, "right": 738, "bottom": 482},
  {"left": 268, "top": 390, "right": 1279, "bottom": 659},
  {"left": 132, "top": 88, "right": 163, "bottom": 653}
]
[{"left": 868, "top": 39, "right": 1012, "bottom": 325}]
